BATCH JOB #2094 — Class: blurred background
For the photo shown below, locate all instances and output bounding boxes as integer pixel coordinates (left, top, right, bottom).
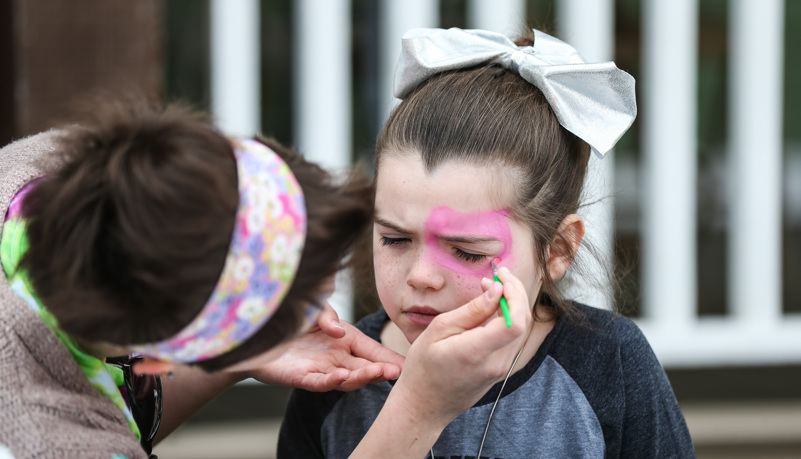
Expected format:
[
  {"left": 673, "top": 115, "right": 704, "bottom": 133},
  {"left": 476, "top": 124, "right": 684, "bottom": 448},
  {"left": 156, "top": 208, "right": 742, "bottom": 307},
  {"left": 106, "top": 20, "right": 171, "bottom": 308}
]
[{"left": 2, "top": 0, "right": 799, "bottom": 457}]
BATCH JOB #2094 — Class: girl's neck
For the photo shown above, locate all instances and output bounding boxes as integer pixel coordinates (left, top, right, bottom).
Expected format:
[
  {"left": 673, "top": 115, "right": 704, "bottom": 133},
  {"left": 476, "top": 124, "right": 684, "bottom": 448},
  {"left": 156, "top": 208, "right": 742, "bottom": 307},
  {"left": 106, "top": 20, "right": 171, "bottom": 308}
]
[
  {"left": 380, "top": 321, "right": 413, "bottom": 356},
  {"left": 380, "top": 304, "right": 556, "bottom": 376}
]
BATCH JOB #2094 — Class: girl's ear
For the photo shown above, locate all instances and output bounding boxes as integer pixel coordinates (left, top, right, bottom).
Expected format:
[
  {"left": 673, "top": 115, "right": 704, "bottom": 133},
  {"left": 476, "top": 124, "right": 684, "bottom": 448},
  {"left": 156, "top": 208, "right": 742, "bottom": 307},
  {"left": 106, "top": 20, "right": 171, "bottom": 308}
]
[
  {"left": 133, "top": 357, "right": 177, "bottom": 376},
  {"left": 545, "top": 214, "right": 585, "bottom": 281}
]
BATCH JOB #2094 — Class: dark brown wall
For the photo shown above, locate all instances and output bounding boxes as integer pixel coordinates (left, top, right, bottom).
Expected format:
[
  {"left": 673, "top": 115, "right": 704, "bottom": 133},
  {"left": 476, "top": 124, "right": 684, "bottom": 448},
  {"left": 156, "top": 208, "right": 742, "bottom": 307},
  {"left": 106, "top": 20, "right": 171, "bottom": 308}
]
[
  {"left": 1, "top": 0, "right": 162, "bottom": 145},
  {"left": 0, "top": 0, "right": 15, "bottom": 144}
]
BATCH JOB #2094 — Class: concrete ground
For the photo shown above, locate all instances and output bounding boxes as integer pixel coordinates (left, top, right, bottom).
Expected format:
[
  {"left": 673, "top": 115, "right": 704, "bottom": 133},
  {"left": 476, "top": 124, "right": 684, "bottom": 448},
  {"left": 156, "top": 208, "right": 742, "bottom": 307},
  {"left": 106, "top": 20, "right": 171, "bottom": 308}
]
[
  {"left": 153, "top": 420, "right": 281, "bottom": 459},
  {"left": 153, "top": 401, "right": 801, "bottom": 459}
]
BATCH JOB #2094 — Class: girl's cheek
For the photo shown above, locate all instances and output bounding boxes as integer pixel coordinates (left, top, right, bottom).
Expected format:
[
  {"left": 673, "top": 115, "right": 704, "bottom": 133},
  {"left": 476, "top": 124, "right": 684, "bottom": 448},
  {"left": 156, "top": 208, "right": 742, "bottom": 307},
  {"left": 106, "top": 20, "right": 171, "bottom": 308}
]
[
  {"left": 424, "top": 246, "right": 490, "bottom": 295},
  {"left": 374, "top": 257, "right": 394, "bottom": 290},
  {"left": 450, "top": 271, "right": 486, "bottom": 298}
]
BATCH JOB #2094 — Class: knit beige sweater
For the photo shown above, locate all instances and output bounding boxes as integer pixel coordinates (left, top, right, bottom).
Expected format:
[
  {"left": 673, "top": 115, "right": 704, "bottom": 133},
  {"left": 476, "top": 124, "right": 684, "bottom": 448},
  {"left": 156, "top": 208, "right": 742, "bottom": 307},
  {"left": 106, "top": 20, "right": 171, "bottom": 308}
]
[{"left": 0, "top": 131, "right": 146, "bottom": 459}]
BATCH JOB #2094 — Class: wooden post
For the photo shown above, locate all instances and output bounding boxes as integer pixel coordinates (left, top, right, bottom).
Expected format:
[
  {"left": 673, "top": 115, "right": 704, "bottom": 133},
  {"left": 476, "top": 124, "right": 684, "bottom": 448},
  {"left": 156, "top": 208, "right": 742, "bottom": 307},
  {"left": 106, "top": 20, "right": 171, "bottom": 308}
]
[{"left": 1, "top": 0, "right": 162, "bottom": 144}]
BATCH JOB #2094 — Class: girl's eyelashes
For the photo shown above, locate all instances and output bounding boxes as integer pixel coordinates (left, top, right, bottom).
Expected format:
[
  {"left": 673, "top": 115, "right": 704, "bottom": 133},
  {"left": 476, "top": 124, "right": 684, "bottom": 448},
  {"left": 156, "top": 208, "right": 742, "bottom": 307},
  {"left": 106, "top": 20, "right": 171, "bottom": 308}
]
[
  {"left": 378, "top": 231, "right": 491, "bottom": 263},
  {"left": 453, "top": 247, "right": 487, "bottom": 263},
  {"left": 380, "top": 236, "right": 409, "bottom": 247}
]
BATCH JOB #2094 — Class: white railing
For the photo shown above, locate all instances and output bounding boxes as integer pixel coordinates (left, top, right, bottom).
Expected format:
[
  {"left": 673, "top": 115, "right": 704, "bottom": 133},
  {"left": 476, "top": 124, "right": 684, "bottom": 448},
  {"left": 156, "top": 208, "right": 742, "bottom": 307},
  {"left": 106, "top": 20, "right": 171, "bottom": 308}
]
[
  {"left": 636, "top": 0, "right": 793, "bottom": 368},
  {"left": 209, "top": 0, "right": 796, "bottom": 368}
]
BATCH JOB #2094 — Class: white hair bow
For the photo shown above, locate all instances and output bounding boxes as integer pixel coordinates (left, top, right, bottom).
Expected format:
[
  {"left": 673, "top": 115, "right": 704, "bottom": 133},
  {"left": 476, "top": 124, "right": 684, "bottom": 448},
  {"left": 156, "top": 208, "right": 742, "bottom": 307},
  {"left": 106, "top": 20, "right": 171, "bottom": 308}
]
[{"left": 395, "top": 27, "right": 637, "bottom": 158}]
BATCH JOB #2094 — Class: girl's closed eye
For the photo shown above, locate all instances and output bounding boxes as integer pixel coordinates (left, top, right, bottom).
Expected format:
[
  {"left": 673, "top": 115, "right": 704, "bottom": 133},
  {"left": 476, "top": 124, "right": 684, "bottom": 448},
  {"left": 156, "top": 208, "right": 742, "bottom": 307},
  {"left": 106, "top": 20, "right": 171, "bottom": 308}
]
[
  {"left": 452, "top": 247, "right": 488, "bottom": 263},
  {"left": 380, "top": 236, "right": 409, "bottom": 247}
]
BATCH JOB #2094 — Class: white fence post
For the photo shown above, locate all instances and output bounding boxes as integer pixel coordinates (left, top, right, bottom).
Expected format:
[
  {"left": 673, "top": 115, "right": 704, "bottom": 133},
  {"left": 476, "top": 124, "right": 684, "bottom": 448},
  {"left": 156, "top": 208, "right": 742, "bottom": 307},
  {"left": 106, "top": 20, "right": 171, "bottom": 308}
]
[
  {"left": 379, "top": 0, "right": 439, "bottom": 122},
  {"left": 294, "top": 0, "right": 353, "bottom": 320},
  {"left": 294, "top": 0, "right": 351, "bottom": 173},
  {"left": 210, "top": 0, "right": 260, "bottom": 137},
  {"left": 557, "top": 0, "right": 615, "bottom": 311},
  {"left": 640, "top": 0, "right": 698, "bottom": 332},
  {"left": 728, "top": 0, "right": 784, "bottom": 330},
  {"left": 467, "top": 0, "right": 525, "bottom": 36}
]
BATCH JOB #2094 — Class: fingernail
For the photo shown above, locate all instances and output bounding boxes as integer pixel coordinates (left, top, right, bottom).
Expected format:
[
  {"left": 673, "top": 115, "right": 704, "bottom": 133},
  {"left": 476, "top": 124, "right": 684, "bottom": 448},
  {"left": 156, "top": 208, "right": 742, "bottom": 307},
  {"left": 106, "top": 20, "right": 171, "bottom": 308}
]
[{"left": 485, "top": 282, "right": 499, "bottom": 299}]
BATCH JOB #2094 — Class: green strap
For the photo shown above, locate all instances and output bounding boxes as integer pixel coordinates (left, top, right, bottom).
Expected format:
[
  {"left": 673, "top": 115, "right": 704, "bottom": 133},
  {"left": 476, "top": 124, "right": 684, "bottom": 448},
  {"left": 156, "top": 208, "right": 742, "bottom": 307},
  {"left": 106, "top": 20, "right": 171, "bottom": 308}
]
[{"left": 0, "top": 215, "right": 141, "bottom": 441}]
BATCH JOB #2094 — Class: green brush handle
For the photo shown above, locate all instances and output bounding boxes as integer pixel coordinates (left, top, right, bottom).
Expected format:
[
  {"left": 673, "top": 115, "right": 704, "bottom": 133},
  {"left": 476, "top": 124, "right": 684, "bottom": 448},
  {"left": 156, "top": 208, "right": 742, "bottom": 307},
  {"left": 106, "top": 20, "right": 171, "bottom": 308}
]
[{"left": 494, "top": 274, "right": 512, "bottom": 327}]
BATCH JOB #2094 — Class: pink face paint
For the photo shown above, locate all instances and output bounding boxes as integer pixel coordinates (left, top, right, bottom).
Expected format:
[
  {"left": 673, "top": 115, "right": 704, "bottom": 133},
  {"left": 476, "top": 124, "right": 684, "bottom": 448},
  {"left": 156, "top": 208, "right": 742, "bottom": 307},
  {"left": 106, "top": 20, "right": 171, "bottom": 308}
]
[{"left": 423, "top": 206, "right": 514, "bottom": 276}]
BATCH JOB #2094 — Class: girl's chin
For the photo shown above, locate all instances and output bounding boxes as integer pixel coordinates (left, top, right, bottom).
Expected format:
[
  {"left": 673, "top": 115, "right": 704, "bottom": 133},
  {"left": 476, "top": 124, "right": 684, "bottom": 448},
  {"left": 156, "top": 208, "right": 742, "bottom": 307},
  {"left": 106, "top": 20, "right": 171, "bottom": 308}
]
[
  {"left": 404, "top": 333, "right": 421, "bottom": 346},
  {"left": 400, "top": 326, "right": 424, "bottom": 346}
]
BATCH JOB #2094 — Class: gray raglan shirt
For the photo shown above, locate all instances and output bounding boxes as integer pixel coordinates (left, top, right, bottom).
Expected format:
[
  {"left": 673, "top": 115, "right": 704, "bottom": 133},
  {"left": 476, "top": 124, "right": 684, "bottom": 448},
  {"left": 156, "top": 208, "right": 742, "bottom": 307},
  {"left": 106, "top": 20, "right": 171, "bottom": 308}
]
[{"left": 278, "top": 303, "right": 695, "bottom": 458}]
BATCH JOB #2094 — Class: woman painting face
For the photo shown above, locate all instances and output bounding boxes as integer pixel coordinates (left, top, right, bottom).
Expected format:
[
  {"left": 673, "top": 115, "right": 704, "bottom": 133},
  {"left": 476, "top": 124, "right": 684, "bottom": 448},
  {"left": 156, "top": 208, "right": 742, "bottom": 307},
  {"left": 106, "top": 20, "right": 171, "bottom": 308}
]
[{"left": 373, "top": 153, "right": 542, "bottom": 345}]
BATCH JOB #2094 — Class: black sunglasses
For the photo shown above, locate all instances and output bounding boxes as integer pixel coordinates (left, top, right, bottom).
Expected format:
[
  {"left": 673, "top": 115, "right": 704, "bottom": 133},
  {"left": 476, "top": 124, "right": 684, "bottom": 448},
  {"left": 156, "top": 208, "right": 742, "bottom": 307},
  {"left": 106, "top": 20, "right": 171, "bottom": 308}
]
[{"left": 107, "top": 355, "right": 163, "bottom": 457}]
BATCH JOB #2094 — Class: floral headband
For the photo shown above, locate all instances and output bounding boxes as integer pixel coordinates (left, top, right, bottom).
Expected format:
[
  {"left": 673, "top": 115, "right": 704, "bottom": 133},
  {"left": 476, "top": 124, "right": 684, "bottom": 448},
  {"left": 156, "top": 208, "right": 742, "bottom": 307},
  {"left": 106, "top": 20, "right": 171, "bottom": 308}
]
[
  {"left": 395, "top": 27, "right": 637, "bottom": 158},
  {"left": 130, "top": 138, "right": 307, "bottom": 363}
]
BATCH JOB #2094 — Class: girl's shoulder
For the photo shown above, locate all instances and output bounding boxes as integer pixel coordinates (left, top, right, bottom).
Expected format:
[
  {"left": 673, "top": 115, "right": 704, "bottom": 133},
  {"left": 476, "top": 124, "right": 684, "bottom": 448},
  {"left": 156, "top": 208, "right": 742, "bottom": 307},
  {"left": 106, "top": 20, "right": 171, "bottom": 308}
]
[
  {"left": 545, "top": 303, "right": 673, "bottom": 406},
  {"left": 548, "top": 302, "right": 660, "bottom": 371},
  {"left": 563, "top": 302, "right": 646, "bottom": 344}
]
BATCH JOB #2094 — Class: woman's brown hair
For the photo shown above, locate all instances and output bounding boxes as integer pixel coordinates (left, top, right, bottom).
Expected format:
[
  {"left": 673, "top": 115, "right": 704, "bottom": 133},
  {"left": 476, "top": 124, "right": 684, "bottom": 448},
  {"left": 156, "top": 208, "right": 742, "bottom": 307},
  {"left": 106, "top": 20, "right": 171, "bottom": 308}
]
[
  {"left": 375, "top": 36, "right": 593, "bottom": 319},
  {"left": 20, "top": 99, "right": 373, "bottom": 371}
]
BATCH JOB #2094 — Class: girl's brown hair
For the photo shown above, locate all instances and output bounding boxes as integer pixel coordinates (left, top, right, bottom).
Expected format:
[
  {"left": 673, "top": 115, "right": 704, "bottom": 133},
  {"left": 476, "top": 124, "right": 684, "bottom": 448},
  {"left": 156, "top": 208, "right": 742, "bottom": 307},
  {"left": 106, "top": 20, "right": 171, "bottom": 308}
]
[
  {"left": 375, "top": 36, "right": 592, "bottom": 318},
  {"left": 20, "top": 100, "right": 373, "bottom": 371}
]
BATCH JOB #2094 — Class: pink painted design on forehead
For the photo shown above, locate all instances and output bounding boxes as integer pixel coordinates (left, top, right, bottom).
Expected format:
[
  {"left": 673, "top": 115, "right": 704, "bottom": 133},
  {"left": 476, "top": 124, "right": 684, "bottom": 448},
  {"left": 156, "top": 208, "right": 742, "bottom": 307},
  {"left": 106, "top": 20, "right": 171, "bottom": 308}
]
[{"left": 423, "top": 206, "right": 514, "bottom": 275}]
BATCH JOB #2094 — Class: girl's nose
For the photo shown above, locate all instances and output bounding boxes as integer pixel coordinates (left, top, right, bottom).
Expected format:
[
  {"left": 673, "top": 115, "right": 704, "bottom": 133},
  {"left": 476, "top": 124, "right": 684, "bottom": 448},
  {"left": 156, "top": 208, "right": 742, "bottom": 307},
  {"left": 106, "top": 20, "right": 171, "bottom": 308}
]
[{"left": 406, "top": 251, "right": 445, "bottom": 291}]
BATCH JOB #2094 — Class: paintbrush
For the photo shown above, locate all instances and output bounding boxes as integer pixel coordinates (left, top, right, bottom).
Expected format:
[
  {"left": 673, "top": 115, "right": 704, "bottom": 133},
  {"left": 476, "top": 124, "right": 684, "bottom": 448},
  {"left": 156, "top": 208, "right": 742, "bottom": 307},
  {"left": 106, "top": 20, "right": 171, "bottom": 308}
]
[{"left": 491, "top": 258, "right": 512, "bottom": 327}]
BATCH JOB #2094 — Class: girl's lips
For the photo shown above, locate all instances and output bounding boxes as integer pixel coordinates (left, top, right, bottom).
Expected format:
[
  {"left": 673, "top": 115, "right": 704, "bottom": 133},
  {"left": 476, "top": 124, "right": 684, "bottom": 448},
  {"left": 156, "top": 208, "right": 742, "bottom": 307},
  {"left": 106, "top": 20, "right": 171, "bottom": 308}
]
[{"left": 405, "top": 306, "right": 440, "bottom": 326}]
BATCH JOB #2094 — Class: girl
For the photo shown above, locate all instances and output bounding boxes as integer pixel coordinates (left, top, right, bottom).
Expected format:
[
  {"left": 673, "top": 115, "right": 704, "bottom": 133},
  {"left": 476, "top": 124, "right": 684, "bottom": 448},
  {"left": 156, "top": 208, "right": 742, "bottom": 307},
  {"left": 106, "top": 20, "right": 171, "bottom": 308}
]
[
  {"left": 278, "top": 27, "right": 695, "bottom": 458},
  {"left": 0, "top": 99, "right": 524, "bottom": 458}
]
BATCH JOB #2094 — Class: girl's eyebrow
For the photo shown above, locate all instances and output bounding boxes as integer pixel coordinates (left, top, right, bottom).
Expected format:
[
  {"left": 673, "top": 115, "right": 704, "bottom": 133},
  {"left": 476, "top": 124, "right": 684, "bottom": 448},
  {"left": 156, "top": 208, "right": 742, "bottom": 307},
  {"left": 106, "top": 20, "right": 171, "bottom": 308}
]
[{"left": 374, "top": 217, "right": 413, "bottom": 235}]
